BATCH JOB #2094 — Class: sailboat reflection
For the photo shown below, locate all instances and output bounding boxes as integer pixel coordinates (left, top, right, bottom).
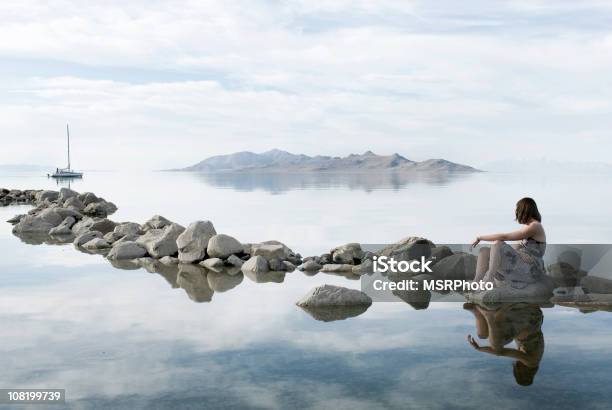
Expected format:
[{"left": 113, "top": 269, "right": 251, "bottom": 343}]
[{"left": 465, "top": 302, "right": 545, "bottom": 386}]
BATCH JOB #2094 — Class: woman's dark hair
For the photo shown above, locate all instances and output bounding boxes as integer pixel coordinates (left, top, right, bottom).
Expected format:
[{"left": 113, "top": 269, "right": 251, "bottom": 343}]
[
  {"left": 515, "top": 197, "right": 541, "bottom": 224},
  {"left": 513, "top": 361, "right": 538, "bottom": 386}
]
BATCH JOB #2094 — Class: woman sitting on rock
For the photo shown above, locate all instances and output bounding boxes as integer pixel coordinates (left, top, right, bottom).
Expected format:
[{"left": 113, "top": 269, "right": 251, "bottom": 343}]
[{"left": 471, "top": 197, "right": 546, "bottom": 291}]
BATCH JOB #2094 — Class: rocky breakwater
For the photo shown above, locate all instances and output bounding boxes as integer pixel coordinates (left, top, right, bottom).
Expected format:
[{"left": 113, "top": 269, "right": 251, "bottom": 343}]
[{"left": 3, "top": 187, "right": 303, "bottom": 285}]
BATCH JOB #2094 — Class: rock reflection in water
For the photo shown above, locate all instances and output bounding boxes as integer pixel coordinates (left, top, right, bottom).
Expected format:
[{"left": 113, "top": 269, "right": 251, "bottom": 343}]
[
  {"left": 13, "top": 230, "right": 75, "bottom": 246},
  {"left": 192, "top": 171, "right": 471, "bottom": 194},
  {"left": 243, "top": 269, "right": 286, "bottom": 283},
  {"left": 177, "top": 264, "right": 214, "bottom": 302},
  {"left": 465, "top": 302, "right": 545, "bottom": 386},
  {"left": 298, "top": 305, "right": 371, "bottom": 322},
  {"left": 207, "top": 271, "right": 243, "bottom": 292}
]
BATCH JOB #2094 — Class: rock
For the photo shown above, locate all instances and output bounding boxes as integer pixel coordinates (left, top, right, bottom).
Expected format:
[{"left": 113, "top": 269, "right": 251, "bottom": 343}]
[
  {"left": 428, "top": 246, "right": 453, "bottom": 266},
  {"left": 321, "top": 264, "right": 355, "bottom": 273},
  {"left": 199, "top": 257, "right": 224, "bottom": 273},
  {"left": 71, "top": 217, "right": 96, "bottom": 236},
  {"left": 142, "top": 215, "right": 172, "bottom": 231},
  {"left": 59, "top": 188, "right": 78, "bottom": 203},
  {"left": 269, "top": 258, "right": 286, "bottom": 271},
  {"left": 581, "top": 276, "right": 612, "bottom": 294},
  {"left": 283, "top": 261, "right": 296, "bottom": 272},
  {"left": 331, "top": 243, "right": 363, "bottom": 264},
  {"left": 114, "top": 222, "right": 142, "bottom": 237},
  {"left": 36, "top": 208, "right": 66, "bottom": 226},
  {"left": 113, "top": 233, "right": 140, "bottom": 245},
  {"left": 74, "top": 230, "right": 103, "bottom": 247},
  {"left": 392, "top": 273, "right": 434, "bottom": 310},
  {"left": 467, "top": 275, "right": 555, "bottom": 304},
  {"left": 160, "top": 256, "right": 179, "bottom": 265},
  {"left": 6, "top": 214, "right": 25, "bottom": 225},
  {"left": 299, "top": 260, "right": 322, "bottom": 272},
  {"left": 78, "top": 192, "right": 99, "bottom": 206},
  {"left": 176, "top": 220, "right": 217, "bottom": 263},
  {"left": 251, "top": 242, "right": 295, "bottom": 261},
  {"left": 352, "top": 259, "right": 374, "bottom": 275},
  {"left": 207, "top": 234, "right": 243, "bottom": 259},
  {"left": 547, "top": 262, "right": 585, "bottom": 287},
  {"left": 103, "top": 231, "right": 123, "bottom": 244},
  {"left": 83, "top": 201, "right": 117, "bottom": 217},
  {"left": 207, "top": 271, "right": 243, "bottom": 292},
  {"left": 431, "top": 252, "right": 477, "bottom": 280},
  {"left": 12, "top": 215, "right": 55, "bottom": 234},
  {"left": 319, "top": 253, "right": 331, "bottom": 265},
  {"left": 296, "top": 284, "right": 372, "bottom": 307},
  {"left": 36, "top": 190, "right": 59, "bottom": 203},
  {"left": 107, "top": 241, "right": 148, "bottom": 260},
  {"left": 377, "top": 237, "right": 435, "bottom": 263},
  {"left": 48, "top": 216, "right": 76, "bottom": 236},
  {"left": 89, "top": 218, "right": 117, "bottom": 235},
  {"left": 241, "top": 255, "right": 269, "bottom": 273},
  {"left": 226, "top": 254, "right": 244, "bottom": 267},
  {"left": 177, "top": 264, "right": 214, "bottom": 303},
  {"left": 82, "top": 237, "right": 111, "bottom": 250},
  {"left": 63, "top": 196, "right": 85, "bottom": 211},
  {"left": 136, "top": 223, "right": 185, "bottom": 258},
  {"left": 552, "top": 293, "right": 612, "bottom": 312}
]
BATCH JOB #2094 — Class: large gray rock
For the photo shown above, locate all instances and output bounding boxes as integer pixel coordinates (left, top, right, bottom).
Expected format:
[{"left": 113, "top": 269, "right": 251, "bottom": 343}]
[
  {"left": 581, "top": 275, "right": 612, "bottom": 294},
  {"left": 241, "top": 255, "right": 269, "bottom": 273},
  {"left": 12, "top": 215, "right": 54, "bottom": 234},
  {"left": 199, "top": 257, "right": 224, "bottom": 272},
  {"left": 63, "top": 196, "right": 85, "bottom": 211},
  {"left": 299, "top": 259, "right": 322, "bottom": 272},
  {"left": 321, "top": 264, "right": 355, "bottom": 273},
  {"left": 48, "top": 216, "right": 76, "bottom": 236},
  {"left": 331, "top": 243, "right": 363, "bottom": 264},
  {"left": 82, "top": 237, "right": 111, "bottom": 250},
  {"left": 177, "top": 220, "right": 217, "bottom": 263},
  {"left": 71, "top": 217, "right": 96, "bottom": 236},
  {"left": 431, "top": 252, "right": 477, "bottom": 280},
  {"left": 428, "top": 246, "right": 454, "bottom": 266},
  {"left": 74, "top": 230, "right": 103, "bottom": 247},
  {"left": 142, "top": 215, "right": 172, "bottom": 231},
  {"left": 107, "top": 241, "right": 148, "bottom": 260},
  {"left": 78, "top": 192, "right": 99, "bottom": 206},
  {"left": 36, "top": 190, "right": 59, "bottom": 203},
  {"left": 377, "top": 237, "right": 435, "bottom": 261},
  {"left": 113, "top": 222, "right": 142, "bottom": 237},
  {"left": 136, "top": 223, "right": 185, "bottom": 258},
  {"left": 83, "top": 201, "right": 117, "bottom": 217},
  {"left": 297, "top": 284, "right": 372, "bottom": 307},
  {"left": 251, "top": 243, "right": 289, "bottom": 261},
  {"left": 467, "top": 275, "right": 555, "bottom": 304},
  {"left": 59, "top": 188, "right": 78, "bottom": 203},
  {"left": 89, "top": 218, "right": 117, "bottom": 235},
  {"left": 207, "top": 234, "right": 243, "bottom": 259},
  {"left": 547, "top": 262, "right": 585, "bottom": 287},
  {"left": 226, "top": 254, "right": 244, "bottom": 267}
]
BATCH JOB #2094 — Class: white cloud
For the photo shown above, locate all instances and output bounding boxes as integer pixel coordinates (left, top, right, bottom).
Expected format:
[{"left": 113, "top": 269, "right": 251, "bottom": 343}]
[{"left": 1, "top": 1, "right": 612, "bottom": 169}]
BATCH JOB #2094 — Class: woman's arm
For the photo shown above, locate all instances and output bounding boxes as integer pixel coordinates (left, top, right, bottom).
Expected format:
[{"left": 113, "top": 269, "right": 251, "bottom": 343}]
[{"left": 471, "top": 224, "right": 537, "bottom": 249}]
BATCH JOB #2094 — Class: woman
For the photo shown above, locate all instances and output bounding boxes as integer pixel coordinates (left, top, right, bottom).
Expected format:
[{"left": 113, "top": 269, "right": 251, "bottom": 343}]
[
  {"left": 465, "top": 303, "right": 545, "bottom": 386},
  {"left": 471, "top": 197, "right": 546, "bottom": 290}
]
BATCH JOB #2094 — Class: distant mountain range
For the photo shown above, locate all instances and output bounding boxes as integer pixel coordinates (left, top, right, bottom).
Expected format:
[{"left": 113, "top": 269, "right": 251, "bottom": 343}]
[{"left": 173, "top": 150, "right": 481, "bottom": 173}]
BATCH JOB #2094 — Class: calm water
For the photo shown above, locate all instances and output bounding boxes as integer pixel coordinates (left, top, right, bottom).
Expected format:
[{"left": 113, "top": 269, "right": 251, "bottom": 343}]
[{"left": 1, "top": 171, "right": 612, "bottom": 409}]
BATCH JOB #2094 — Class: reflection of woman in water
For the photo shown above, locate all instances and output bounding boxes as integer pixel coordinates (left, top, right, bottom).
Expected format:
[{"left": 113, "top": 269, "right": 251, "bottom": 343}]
[
  {"left": 465, "top": 303, "right": 545, "bottom": 386},
  {"left": 471, "top": 198, "right": 547, "bottom": 290}
]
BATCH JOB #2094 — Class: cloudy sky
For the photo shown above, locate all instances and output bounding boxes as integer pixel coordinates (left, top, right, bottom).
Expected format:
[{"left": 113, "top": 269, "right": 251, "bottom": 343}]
[{"left": 1, "top": 0, "right": 612, "bottom": 170}]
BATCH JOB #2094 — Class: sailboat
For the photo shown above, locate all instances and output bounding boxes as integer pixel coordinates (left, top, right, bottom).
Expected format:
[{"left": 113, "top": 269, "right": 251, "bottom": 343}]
[{"left": 49, "top": 124, "right": 83, "bottom": 178}]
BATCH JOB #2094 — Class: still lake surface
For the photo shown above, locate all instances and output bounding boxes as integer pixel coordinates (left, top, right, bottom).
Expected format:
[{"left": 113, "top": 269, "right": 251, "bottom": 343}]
[{"left": 1, "top": 170, "right": 612, "bottom": 409}]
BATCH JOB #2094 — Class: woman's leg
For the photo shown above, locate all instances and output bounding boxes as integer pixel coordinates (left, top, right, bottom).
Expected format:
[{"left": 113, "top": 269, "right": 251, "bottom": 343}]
[
  {"left": 474, "top": 247, "right": 490, "bottom": 282},
  {"left": 482, "top": 240, "right": 504, "bottom": 283}
]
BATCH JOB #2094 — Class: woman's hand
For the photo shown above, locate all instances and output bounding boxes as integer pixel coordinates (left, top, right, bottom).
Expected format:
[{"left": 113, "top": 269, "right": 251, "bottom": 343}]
[
  {"left": 470, "top": 237, "right": 481, "bottom": 250},
  {"left": 467, "top": 334, "right": 481, "bottom": 350}
]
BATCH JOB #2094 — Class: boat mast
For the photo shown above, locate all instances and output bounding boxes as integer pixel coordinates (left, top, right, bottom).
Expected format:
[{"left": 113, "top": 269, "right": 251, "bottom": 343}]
[{"left": 66, "top": 123, "right": 71, "bottom": 170}]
